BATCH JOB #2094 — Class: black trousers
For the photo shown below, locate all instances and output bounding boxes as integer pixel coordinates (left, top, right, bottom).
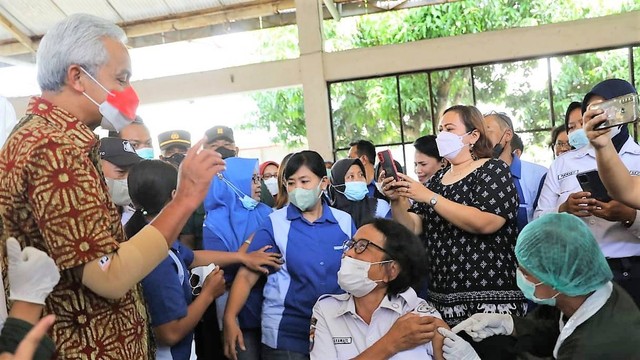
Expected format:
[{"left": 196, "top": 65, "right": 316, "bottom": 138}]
[{"left": 607, "top": 256, "right": 640, "bottom": 308}]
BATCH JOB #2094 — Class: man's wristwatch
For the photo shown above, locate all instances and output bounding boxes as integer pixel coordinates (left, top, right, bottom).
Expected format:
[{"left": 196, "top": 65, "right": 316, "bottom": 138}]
[{"left": 429, "top": 194, "right": 439, "bottom": 208}]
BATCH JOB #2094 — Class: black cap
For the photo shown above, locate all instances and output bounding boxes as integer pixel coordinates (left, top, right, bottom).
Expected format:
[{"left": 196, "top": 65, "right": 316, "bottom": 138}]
[
  {"left": 99, "top": 137, "right": 142, "bottom": 168},
  {"left": 582, "top": 78, "right": 638, "bottom": 114},
  {"left": 158, "top": 130, "right": 191, "bottom": 151},
  {"left": 205, "top": 125, "right": 234, "bottom": 143}
]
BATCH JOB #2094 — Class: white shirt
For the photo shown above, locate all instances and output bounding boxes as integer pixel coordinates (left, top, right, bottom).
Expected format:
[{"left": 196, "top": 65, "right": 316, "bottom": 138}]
[
  {"left": 310, "top": 288, "right": 440, "bottom": 360},
  {"left": 534, "top": 139, "right": 640, "bottom": 258}
]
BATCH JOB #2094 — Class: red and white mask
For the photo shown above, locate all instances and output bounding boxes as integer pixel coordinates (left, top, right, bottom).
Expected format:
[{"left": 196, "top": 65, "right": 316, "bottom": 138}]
[{"left": 81, "top": 67, "right": 139, "bottom": 132}]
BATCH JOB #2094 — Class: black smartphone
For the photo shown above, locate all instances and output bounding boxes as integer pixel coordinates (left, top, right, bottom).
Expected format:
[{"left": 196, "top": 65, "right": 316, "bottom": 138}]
[
  {"left": 377, "top": 150, "right": 399, "bottom": 182},
  {"left": 576, "top": 170, "right": 612, "bottom": 203}
]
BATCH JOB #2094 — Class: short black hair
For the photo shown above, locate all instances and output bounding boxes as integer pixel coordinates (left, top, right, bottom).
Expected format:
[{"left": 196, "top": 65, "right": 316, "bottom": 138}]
[
  {"left": 413, "top": 135, "right": 441, "bottom": 160},
  {"left": 511, "top": 133, "right": 524, "bottom": 153},
  {"left": 564, "top": 101, "right": 582, "bottom": 132},
  {"left": 283, "top": 150, "right": 326, "bottom": 181},
  {"left": 349, "top": 140, "right": 376, "bottom": 166},
  {"left": 365, "top": 218, "right": 427, "bottom": 296}
]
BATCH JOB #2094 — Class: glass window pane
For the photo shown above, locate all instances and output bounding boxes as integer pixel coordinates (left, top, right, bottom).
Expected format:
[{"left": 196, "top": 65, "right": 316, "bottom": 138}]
[
  {"left": 399, "top": 73, "right": 432, "bottom": 142},
  {"left": 474, "top": 59, "right": 551, "bottom": 132},
  {"left": 330, "top": 77, "right": 401, "bottom": 149},
  {"left": 430, "top": 68, "right": 473, "bottom": 122},
  {"left": 550, "top": 48, "right": 631, "bottom": 128},
  {"left": 519, "top": 130, "right": 554, "bottom": 168}
]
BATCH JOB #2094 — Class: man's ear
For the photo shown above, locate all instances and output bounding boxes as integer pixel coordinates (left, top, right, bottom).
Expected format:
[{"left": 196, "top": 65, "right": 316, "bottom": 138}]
[
  {"left": 386, "top": 261, "right": 400, "bottom": 283},
  {"left": 67, "top": 64, "right": 86, "bottom": 93}
]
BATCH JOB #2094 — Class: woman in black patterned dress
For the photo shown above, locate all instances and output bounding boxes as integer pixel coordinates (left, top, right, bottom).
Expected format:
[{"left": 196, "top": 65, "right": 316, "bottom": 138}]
[{"left": 380, "top": 105, "right": 526, "bottom": 328}]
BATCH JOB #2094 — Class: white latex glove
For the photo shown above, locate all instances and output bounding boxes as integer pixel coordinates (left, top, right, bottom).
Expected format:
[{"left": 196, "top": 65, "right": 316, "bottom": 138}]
[
  {"left": 451, "top": 313, "right": 514, "bottom": 342},
  {"left": 438, "top": 328, "right": 480, "bottom": 360},
  {"left": 7, "top": 238, "right": 60, "bottom": 305}
]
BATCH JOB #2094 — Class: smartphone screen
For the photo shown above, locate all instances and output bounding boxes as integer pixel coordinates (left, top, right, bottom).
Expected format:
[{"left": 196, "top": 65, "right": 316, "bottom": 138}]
[{"left": 377, "top": 150, "right": 399, "bottom": 181}]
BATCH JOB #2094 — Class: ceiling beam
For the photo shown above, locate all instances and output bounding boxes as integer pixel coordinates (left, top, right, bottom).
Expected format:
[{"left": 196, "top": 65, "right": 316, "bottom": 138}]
[{"left": 0, "top": 12, "right": 35, "bottom": 53}]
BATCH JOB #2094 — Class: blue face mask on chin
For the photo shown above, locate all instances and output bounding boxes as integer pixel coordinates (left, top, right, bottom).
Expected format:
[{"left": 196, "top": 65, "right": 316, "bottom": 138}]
[
  {"left": 338, "top": 181, "right": 369, "bottom": 201},
  {"left": 516, "top": 268, "right": 559, "bottom": 306},
  {"left": 240, "top": 195, "right": 259, "bottom": 210}
]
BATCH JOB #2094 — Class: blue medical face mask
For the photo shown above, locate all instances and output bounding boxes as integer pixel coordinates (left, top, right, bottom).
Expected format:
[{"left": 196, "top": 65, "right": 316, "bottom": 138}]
[
  {"left": 219, "top": 174, "right": 259, "bottom": 211},
  {"left": 136, "top": 147, "right": 155, "bottom": 160},
  {"left": 568, "top": 129, "right": 589, "bottom": 150},
  {"left": 289, "top": 181, "right": 323, "bottom": 212},
  {"left": 516, "top": 268, "right": 559, "bottom": 306},
  {"left": 336, "top": 181, "right": 368, "bottom": 201}
]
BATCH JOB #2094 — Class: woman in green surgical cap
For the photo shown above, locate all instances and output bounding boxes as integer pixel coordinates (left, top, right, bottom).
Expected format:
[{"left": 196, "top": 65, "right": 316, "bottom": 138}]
[{"left": 437, "top": 213, "right": 640, "bottom": 360}]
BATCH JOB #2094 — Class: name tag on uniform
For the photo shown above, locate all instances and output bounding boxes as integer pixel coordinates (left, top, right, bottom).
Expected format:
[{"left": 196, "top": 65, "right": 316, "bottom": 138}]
[
  {"left": 333, "top": 337, "right": 352, "bottom": 344},
  {"left": 333, "top": 245, "right": 343, "bottom": 251},
  {"left": 558, "top": 170, "right": 578, "bottom": 181}
]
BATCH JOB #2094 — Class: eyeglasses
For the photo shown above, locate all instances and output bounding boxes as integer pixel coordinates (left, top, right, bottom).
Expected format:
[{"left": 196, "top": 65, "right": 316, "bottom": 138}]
[
  {"left": 263, "top": 172, "right": 278, "bottom": 180},
  {"left": 189, "top": 273, "right": 202, "bottom": 296},
  {"left": 343, "top": 238, "right": 390, "bottom": 256},
  {"left": 251, "top": 175, "right": 263, "bottom": 184},
  {"left": 553, "top": 141, "right": 571, "bottom": 149}
]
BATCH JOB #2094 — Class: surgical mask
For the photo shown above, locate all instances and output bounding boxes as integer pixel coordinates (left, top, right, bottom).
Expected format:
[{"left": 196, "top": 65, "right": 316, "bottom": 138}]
[
  {"left": 568, "top": 129, "right": 589, "bottom": 150},
  {"left": 337, "top": 256, "right": 393, "bottom": 297},
  {"left": 516, "top": 268, "right": 559, "bottom": 306},
  {"left": 335, "top": 181, "right": 368, "bottom": 201},
  {"left": 436, "top": 131, "right": 470, "bottom": 160},
  {"left": 215, "top": 146, "right": 236, "bottom": 159},
  {"left": 264, "top": 177, "right": 279, "bottom": 196},
  {"left": 105, "top": 178, "right": 131, "bottom": 206},
  {"left": 80, "top": 68, "right": 139, "bottom": 132},
  {"left": 136, "top": 147, "right": 154, "bottom": 160},
  {"left": 289, "top": 182, "right": 323, "bottom": 212},
  {"left": 219, "top": 174, "right": 259, "bottom": 211}
]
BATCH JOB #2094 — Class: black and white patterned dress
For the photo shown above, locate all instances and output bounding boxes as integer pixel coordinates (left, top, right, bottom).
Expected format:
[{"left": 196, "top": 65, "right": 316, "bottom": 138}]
[{"left": 410, "top": 159, "right": 526, "bottom": 326}]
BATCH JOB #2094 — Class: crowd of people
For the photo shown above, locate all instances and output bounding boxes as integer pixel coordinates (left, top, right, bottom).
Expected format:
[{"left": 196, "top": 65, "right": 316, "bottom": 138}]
[{"left": 0, "top": 13, "right": 639, "bottom": 360}]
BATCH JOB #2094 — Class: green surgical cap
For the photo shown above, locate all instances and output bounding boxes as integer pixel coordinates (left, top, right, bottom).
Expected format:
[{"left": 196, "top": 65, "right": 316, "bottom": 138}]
[{"left": 515, "top": 213, "right": 612, "bottom": 296}]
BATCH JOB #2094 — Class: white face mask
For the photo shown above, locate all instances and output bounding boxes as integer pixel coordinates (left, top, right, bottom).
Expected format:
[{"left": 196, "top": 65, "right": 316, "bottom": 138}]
[
  {"left": 337, "top": 256, "right": 392, "bottom": 297},
  {"left": 436, "top": 131, "right": 471, "bottom": 160},
  {"left": 105, "top": 177, "right": 131, "bottom": 206},
  {"left": 264, "top": 177, "right": 279, "bottom": 196}
]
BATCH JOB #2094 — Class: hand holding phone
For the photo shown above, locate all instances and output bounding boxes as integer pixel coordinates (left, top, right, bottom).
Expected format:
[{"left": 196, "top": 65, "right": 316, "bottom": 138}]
[
  {"left": 577, "top": 170, "right": 612, "bottom": 203},
  {"left": 377, "top": 150, "right": 399, "bottom": 182}
]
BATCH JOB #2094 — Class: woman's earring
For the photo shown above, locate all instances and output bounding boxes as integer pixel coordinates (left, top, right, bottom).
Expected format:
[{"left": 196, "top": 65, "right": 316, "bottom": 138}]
[{"left": 469, "top": 143, "right": 478, "bottom": 161}]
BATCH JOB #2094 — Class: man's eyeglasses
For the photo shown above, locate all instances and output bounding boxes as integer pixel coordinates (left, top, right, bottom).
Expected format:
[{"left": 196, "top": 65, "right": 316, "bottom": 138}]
[
  {"left": 251, "top": 175, "right": 263, "bottom": 184},
  {"left": 189, "top": 273, "right": 202, "bottom": 296},
  {"left": 343, "top": 238, "right": 390, "bottom": 256}
]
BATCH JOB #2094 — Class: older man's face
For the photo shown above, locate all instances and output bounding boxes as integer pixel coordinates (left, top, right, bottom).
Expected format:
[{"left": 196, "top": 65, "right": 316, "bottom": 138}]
[{"left": 81, "top": 37, "right": 132, "bottom": 128}]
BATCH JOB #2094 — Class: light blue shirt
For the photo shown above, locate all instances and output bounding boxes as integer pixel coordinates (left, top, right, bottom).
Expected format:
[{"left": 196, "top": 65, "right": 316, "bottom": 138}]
[
  {"left": 248, "top": 202, "right": 356, "bottom": 354},
  {"left": 511, "top": 155, "right": 547, "bottom": 230}
]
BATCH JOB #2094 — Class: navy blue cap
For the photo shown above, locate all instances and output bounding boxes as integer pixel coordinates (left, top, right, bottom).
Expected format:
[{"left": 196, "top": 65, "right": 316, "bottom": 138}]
[{"left": 582, "top": 78, "right": 638, "bottom": 114}]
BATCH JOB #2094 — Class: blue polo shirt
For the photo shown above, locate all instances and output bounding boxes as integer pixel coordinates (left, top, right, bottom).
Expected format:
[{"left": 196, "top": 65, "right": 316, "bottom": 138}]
[
  {"left": 248, "top": 202, "right": 356, "bottom": 354},
  {"left": 510, "top": 155, "right": 547, "bottom": 232},
  {"left": 141, "top": 241, "right": 194, "bottom": 360}
]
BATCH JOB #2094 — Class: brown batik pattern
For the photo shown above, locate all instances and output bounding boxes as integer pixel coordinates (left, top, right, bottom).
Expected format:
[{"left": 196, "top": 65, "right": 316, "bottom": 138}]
[{"left": 0, "top": 97, "right": 152, "bottom": 359}]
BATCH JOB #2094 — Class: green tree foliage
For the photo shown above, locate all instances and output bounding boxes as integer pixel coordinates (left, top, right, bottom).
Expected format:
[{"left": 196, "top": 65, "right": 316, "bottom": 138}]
[{"left": 243, "top": 0, "right": 640, "bottom": 153}]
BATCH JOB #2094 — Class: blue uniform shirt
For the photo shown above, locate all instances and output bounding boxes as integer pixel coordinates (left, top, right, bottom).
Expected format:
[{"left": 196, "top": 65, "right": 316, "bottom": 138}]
[
  {"left": 511, "top": 155, "right": 547, "bottom": 232},
  {"left": 248, "top": 202, "right": 356, "bottom": 354},
  {"left": 141, "top": 241, "right": 194, "bottom": 360}
]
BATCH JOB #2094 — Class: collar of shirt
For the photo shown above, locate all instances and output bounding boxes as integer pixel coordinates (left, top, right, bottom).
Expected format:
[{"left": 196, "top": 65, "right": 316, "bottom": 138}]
[
  {"left": 26, "top": 96, "right": 98, "bottom": 153},
  {"left": 510, "top": 153, "right": 522, "bottom": 180},
  {"left": 334, "top": 288, "right": 420, "bottom": 318},
  {"left": 286, "top": 200, "right": 338, "bottom": 224}
]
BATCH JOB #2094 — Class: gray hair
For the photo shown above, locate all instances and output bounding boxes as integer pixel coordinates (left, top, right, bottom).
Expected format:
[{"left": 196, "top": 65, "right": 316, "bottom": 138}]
[{"left": 37, "top": 13, "right": 127, "bottom": 92}]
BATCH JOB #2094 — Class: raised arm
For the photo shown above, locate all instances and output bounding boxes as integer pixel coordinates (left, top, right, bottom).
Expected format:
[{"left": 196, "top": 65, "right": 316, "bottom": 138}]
[{"left": 585, "top": 109, "right": 640, "bottom": 208}]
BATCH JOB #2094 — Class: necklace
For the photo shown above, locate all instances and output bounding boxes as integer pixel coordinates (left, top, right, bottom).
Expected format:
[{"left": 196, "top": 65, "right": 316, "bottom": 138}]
[{"left": 448, "top": 160, "right": 475, "bottom": 176}]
